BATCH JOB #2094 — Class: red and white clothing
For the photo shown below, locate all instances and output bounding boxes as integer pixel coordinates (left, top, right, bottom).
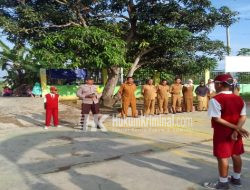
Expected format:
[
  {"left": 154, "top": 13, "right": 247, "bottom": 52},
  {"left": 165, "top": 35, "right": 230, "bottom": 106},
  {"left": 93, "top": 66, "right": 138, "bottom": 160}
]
[
  {"left": 208, "top": 91, "right": 246, "bottom": 158},
  {"left": 44, "top": 93, "right": 59, "bottom": 127}
]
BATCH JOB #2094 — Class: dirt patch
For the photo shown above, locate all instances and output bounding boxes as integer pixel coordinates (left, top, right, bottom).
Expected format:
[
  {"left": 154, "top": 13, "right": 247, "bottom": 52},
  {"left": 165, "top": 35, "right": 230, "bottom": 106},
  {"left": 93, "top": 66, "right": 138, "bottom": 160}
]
[
  {"left": 0, "top": 115, "right": 25, "bottom": 127},
  {"left": 56, "top": 136, "right": 74, "bottom": 143}
]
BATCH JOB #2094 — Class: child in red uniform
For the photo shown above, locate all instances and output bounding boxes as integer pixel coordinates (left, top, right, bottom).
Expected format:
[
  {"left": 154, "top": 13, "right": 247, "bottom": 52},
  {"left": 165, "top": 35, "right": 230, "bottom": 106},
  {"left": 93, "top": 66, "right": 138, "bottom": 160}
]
[
  {"left": 44, "top": 86, "right": 60, "bottom": 129},
  {"left": 204, "top": 74, "right": 249, "bottom": 189}
]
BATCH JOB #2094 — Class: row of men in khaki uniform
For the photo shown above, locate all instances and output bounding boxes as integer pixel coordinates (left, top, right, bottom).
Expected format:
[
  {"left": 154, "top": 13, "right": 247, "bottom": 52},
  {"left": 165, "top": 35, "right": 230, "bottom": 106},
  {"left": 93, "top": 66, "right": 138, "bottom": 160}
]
[{"left": 118, "top": 77, "right": 215, "bottom": 117}]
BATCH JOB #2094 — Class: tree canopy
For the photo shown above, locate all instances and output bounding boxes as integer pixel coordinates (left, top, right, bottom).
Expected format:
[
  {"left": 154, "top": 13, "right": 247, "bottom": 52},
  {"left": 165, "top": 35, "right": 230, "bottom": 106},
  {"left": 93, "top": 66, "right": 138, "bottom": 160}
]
[
  {"left": 0, "top": 0, "right": 237, "bottom": 74},
  {"left": 237, "top": 48, "right": 250, "bottom": 56},
  {"left": 0, "top": 0, "right": 238, "bottom": 105},
  {"left": 32, "top": 26, "right": 127, "bottom": 69}
]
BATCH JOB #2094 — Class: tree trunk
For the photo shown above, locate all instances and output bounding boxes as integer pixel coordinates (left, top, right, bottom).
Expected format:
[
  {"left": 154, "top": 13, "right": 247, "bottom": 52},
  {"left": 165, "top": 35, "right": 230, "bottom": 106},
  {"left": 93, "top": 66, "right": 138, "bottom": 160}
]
[
  {"left": 127, "top": 56, "right": 140, "bottom": 77},
  {"left": 17, "top": 68, "right": 24, "bottom": 86},
  {"left": 100, "top": 66, "right": 120, "bottom": 108},
  {"left": 127, "top": 47, "right": 156, "bottom": 77}
]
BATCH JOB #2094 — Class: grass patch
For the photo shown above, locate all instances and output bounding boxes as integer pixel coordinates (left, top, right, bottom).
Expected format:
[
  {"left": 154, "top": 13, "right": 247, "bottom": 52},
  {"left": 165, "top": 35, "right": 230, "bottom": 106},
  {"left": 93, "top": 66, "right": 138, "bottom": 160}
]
[{"left": 241, "top": 93, "right": 250, "bottom": 102}]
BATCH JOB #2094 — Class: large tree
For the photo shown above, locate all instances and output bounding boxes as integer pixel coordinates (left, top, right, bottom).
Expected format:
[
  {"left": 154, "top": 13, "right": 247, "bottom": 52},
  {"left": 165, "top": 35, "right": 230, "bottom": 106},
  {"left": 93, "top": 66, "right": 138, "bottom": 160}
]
[
  {"left": 98, "top": 1, "right": 236, "bottom": 76},
  {"left": 32, "top": 26, "right": 127, "bottom": 106},
  {"left": 0, "top": 0, "right": 127, "bottom": 106},
  {"left": 0, "top": 0, "right": 237, "bottom": 106}
]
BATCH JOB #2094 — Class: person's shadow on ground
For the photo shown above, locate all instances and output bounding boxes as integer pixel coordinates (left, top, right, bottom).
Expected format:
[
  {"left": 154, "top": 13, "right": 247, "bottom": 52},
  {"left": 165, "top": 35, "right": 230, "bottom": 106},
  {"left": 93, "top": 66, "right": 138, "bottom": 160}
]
[{"left": 1, "top": 130, "right": 250, "bottom": 190}]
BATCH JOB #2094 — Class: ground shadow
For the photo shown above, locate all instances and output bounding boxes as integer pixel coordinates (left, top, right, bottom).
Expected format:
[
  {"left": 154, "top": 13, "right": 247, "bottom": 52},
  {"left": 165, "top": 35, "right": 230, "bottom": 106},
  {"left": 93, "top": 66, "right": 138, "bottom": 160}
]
[{"left": 1, "top": 130, "right": 250, "bottom": 189}]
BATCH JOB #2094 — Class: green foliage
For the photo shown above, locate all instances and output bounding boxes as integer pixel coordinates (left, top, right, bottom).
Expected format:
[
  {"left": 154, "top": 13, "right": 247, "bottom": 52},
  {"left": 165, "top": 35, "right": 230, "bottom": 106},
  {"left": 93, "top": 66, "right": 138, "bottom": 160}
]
[
  {"left": 32, "top": 26, "right": 127, "bottom": 69},
  {"left": 101, "top": 0, "right": 231, "bottom": 74},
  {"left": 0, "top": 0, "right": 237, "bottom": 85},
  {"left": 237, "top": 48, "right": 250, "bottom": 84},
  {"left": 0, "top": 40, "right": 40, "bottom": 88},
  {"left": 237, "top": 48, "right": 250, "bottom": 56},
  {"left": 218, "top": 6, "right": 239, "bottom": 27}
]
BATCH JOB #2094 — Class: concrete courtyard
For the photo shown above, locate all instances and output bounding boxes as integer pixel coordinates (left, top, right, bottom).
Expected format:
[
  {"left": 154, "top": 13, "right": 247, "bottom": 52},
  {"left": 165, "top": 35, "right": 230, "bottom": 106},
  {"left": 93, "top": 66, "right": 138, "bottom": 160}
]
[{"left": 0, "top": 97, "right": 249, "bottom": 190}]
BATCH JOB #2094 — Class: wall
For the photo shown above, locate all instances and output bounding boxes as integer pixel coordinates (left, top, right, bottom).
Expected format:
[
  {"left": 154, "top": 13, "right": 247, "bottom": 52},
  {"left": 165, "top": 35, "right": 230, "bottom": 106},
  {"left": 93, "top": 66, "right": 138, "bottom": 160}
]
[
  {"left": 44, "top": 84, "right": 250, "bottom": 100},
  {"left": 45, "top": 85, "right": 143, "bottom": 100}
]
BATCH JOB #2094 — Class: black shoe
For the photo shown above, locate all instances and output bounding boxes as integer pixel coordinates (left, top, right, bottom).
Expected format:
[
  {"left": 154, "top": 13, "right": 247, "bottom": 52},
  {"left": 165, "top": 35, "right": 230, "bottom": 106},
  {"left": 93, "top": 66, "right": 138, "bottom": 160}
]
[
  {"left": 229, "top": 176, "right": 242, "bottom": 187},
  {"left": 203, "top": 181, "right": 229, "bottom": 189}
]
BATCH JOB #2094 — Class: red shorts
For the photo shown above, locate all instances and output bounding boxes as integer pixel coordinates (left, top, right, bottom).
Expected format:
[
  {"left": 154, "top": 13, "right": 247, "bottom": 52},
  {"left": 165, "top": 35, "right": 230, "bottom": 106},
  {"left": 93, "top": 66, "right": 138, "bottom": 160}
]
[{"left": 213, "top": 128, "right": 244, "bottom": 158}]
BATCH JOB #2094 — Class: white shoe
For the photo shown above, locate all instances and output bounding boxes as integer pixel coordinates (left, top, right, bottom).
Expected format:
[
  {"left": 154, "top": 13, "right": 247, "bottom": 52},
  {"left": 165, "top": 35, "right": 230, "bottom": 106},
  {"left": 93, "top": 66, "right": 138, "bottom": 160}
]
[
  {"left": 55, "top": 125, "right": 62, "bottom": 128},
  {"left": 81, "top": 126, "right": 88, "bottom": 132},
  {"left": 91, "top": 127, "right": 97, "bottom": 132},
  {"left": 98, "top": 124, "right": 108, "bottom": 132},
  {"left": 44, "top": 126, "right": 49, "bottom": 130},
  {"left": 101, "top": 128, "right": 108, "bottom": 132}
]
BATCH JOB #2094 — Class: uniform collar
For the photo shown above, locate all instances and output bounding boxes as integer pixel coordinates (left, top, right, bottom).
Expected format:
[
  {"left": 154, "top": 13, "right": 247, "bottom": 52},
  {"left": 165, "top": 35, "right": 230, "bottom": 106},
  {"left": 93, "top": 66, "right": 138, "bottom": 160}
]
[
  {"left": 126, "top": 82, "right": 134, "bottom": 85},
  {"left": 218, "top": 91, "right": 232, "bottom": 94}
]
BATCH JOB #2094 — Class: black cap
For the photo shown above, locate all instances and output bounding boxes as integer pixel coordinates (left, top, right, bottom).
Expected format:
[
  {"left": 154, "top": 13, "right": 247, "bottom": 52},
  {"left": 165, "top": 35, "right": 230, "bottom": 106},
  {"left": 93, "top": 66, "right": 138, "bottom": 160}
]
[{"left": 85, "top": 76, "right": 94, "bottom": 80}]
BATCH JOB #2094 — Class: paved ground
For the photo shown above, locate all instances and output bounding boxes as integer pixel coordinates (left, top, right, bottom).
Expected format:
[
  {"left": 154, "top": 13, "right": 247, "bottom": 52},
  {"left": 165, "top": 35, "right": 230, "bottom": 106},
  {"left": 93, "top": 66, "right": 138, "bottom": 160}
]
[{"left": 0, "top": 97, "right": 250, "bottom": 190}]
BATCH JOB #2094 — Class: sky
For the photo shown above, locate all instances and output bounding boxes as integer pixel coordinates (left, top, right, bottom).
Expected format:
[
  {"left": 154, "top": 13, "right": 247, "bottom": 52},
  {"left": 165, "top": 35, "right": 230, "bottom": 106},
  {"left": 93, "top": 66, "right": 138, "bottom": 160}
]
[
  {"left": 209, "top": 0, "right": 250, "bottom": 69},
  {"left": 1, "top": 0, "right": 250, "bottom": 77}
]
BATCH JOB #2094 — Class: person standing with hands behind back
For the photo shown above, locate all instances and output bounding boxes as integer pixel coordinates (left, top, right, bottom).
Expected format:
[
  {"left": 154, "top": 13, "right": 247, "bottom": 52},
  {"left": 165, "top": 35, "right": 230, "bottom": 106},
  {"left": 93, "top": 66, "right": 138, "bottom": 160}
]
[
  {"left": 142, "top": 79, "right": 157, "bottom": 115},
  {"left": 204, "top": 74, "right": 249, "bottom": 189},
  {"left": 157, "top": 80, "right": 170, "bottom": 114},
  {"left": 118, "top": 77, "right": 137, "bottom": 118},
  {"left": 44, "top": 86, "right": 60, "bottom": 129},
  {"left": 170, "top": 77, "right": 183, "bottom": 114}
]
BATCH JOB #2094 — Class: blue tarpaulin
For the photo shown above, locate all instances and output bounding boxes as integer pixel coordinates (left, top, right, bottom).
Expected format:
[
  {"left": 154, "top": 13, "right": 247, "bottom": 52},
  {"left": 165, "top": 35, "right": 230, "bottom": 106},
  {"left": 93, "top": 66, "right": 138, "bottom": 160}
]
[{"left": 46, "top": 69, "right": 87, "bottom": 79}]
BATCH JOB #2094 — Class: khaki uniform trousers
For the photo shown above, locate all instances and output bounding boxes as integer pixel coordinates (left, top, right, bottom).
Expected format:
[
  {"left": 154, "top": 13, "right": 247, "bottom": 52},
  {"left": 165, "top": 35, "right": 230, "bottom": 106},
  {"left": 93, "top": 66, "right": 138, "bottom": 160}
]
[
  {"left": 122, "top": 97, "right": 137, "bottom": 117},
  {"left": 197, "top": 95, "right": 208, "bottom": 111},
  {"left": 158, "top": 96, "right": 169, "bottom": 114},
  {"left": 144, "top": 98, "right": 155, "bottom": 115},
  {"left": 172, "top": 94, "right": 182, "bottom": 112}
]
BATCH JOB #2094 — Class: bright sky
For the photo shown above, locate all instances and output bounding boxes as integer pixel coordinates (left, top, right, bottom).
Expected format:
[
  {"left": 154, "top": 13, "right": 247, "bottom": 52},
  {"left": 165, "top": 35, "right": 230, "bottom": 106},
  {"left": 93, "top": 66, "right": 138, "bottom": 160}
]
[
  {"left": 210, "top": 0, "right": 250, "bottom": 54},
  {"left": 1, "top": 0, "right": 250, "bottom": 77},
  {"left": 209, "top": 0, "right": 250, "bottom": 69}
]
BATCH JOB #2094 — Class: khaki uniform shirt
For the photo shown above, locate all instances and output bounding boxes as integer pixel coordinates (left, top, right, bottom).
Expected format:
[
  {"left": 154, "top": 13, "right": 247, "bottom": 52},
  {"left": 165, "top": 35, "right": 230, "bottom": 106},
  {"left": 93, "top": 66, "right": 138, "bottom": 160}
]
[
  {"left": 142, "top": 84, "right": 157, "bottom": 100},
  {"left": 119, "top": 83, "right": 136, "bottom": 99},
  {"left": 170, "top": 84, "right": 183, "bottom": 95},
  {"left": 157, "top": 85, "right": 170, "bottom": 99}
]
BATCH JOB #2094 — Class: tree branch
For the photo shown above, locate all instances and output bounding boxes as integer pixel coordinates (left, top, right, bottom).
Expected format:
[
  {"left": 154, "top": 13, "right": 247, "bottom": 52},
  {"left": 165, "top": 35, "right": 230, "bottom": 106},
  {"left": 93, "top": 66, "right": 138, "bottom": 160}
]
[
  {"left": 126, "top": 0, "right": 137, "bottom": 43},
  {"left": 20, "top": 21, "right": 81, "bottom": 33},
  {"left": 138, "top": 47, "right": 157, "bottom": 57},
  {"left": 71, "top": 0, "right": 88, "bottom": 27},
  {"left": 127, "top": 47, "right": 157, "bottom": 77},
  {"left": 94, "top": 12, "right": 129, "bottom": 21},
  {"left": 54, "top": 0, "right": 67, "bottom": 5},
  {"left": 45, "top": 21, "right": 81, "bottom": 28}
]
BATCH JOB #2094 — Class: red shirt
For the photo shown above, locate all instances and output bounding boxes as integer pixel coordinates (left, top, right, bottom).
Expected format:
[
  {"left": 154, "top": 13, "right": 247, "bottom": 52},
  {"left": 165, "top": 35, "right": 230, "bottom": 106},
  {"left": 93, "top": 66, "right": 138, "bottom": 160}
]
[
  {"left": 45, "top": 93, "right": 59, "bottom": 109},
  {"left": 211, "top": 92, "right": 244, "bottom": 139}
]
